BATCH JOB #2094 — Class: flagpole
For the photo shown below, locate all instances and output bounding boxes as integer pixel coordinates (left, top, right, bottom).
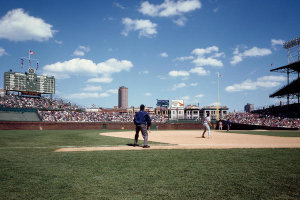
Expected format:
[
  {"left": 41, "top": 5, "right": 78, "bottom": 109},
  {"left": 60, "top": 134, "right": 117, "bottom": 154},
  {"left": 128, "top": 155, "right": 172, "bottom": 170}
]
[
  {"left": 216, "top": 72, "right": 220, "bottom": 121},
  {"left": 28, "top": 49, "right": 31, "bottom": 68}
]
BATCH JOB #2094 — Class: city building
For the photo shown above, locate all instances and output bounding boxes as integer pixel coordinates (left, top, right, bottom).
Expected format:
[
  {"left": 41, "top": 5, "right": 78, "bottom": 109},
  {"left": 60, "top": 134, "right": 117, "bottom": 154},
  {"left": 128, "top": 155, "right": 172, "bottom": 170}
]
[
  {"left": 169, "top": 107, "right": 184, "bottom": 120},
  {"left": 200, "top": 106, "right": 229, "bottom": 120},
  {"left": 118, "top": 86, "right": 128, "bottom": 109},
  {"left": 155, "top": 106, "right": 168, "bottom": 116},
  {"left": 127, "top": 106, "right": 139, "bottom": 115},
  {"left": 244, "top": 103, "right": 254, "bottom": 113},
  {"left": 145, "top": 107, "right": 155, "bottom": 115},
  {"left": 169, "top": 100, "right": 185, "bottom": 120},
  {"left": 185, "top": 105, "right": 200, "bottom": 119}
]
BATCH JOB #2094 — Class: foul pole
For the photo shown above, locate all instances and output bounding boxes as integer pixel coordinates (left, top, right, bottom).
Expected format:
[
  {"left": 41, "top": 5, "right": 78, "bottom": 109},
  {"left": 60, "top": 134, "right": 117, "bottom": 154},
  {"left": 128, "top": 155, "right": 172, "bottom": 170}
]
[{"left": 216, "top": 72, "right": 220, "bottom": 121}]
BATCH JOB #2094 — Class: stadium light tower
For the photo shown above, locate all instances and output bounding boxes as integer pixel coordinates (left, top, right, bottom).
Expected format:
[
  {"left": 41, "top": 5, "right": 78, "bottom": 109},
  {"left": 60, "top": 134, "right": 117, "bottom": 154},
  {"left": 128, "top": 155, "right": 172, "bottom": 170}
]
[
  {"left": 283, "top": 36, "right": 300, "bottom": 64},
  {"left": 283, "top": 36, "right": 300, "bottom": 104},
  {"left": 216, "top": 72, "right": 220, "bottom": 121}
]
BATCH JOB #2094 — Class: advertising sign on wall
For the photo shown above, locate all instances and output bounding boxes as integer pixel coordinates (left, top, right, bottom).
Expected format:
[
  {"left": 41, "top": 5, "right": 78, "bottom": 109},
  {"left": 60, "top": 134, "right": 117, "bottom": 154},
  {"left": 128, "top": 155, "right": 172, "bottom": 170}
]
[
  {"left": 171, "top": 100, "right": 184, "bottom": 108},
  {"left": 156, "top": 100, "right": 169, "bottom": 107}
]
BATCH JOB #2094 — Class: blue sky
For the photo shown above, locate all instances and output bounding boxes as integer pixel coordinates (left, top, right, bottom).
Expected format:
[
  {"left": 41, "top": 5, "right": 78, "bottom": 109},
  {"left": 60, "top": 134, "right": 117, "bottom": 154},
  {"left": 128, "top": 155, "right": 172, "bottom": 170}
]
[{"left": 0, "top": 0, "right": 299, "bottom": 111}]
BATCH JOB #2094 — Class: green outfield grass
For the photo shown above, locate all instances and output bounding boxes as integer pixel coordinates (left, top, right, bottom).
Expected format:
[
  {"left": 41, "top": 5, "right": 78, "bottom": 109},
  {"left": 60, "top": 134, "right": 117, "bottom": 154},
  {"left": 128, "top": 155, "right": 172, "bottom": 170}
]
[
  {"left": 0, "top": 130, "right": 300, "bottom": 200},
  {"left": 223, "top": 130, "right": 300, "bottom": 137},
  {"left": 0, "top": 129, "right": 163, "bottom": 147}
]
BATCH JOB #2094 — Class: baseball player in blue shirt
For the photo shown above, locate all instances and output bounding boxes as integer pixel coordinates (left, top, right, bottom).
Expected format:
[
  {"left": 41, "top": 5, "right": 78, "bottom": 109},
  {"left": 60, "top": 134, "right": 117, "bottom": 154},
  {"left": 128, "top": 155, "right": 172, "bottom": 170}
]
[{"left": 133, "top": 104, "right": 151, "bottom": 148}]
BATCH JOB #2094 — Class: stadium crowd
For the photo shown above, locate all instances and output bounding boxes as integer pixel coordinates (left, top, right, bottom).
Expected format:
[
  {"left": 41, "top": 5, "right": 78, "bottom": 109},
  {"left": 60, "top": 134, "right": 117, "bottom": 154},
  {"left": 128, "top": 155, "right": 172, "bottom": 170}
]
[
  {"left": 1, "top": 94, "right": 299, "bottom": 127},
  {"left": 227, "top": 112, "right": 300, "bottom": 129},
  {"left": 38, "top": 110, "right": 167, "bottom": 123},
  {"left": 0, "top": 94, "right": 79, "bottom": 110},
  {"left": 0, "top": 94, "right": 167, "bottom": 123}
]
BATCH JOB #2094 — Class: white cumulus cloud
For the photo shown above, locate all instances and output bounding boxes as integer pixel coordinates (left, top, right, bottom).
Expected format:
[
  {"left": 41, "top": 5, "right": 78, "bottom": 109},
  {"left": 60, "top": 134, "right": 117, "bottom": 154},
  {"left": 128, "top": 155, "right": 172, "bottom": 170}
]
[
  {"left": 87, "top": 77, "right": 113, "bottom": 83},
  {"left": 160, "top": 52, "right": 168, "bottom": 58},
  {"left": 271, "top": 39, "right": 285, "bottom": 50},
  {"left": 195, "top": 94, "right": 204, "bottom": 98},
  {"left": 73, "top": 45, "right": 90, "bottom": 57},
  {"left": 169, "top": 70, "right": 190, "bottom": 77},
  {"left": 139, "top": 0, "right": 201, "bottom": 26},
  {"left": 139, "top": 70, "right": 149, "bottom": 74},
  {"left": 67, "top": 92, "right": 110, "bottom": 99},
  {"left": 271, "top": 39, "right": 285, "bottom": 47},
  {"left": 82, "top": 85, "right": 102, "bottom": 92},
  {"left": 139, "top": 0, "right": 201, "bottom": 17},
  {"left": 225, "top": 75, "right": 285, "bottom": 92},
  {"left": 174, "top": 56, "right": 194, "bottom": 61},
  {"left": 43, "top": 58, "right": 133, "bottom": 76},
  {"left": 173, "top": 16, "right": 187, "bottom": 26},
  {"left": 243, "top": 47, "right": 272, "bottom": 57},
  {"left": 113, "top": 2, "right": 126, "bottom": 9},
  {"left": 192, "top": 57, "right": 223, "bottom": 67},
  {"left": 145, "top": 92, "right": 152, "bottom": 96},
  {"left": 172, "top": 82, "right": 186, "bottom": 90},
  {"left": 107, "top": 89, "right": 118, "bottom": 94},
  {"left": 182, "top": 96, "right": 190, "bottom": 100},
  {"left": 191, "top": 46, "right": 224, "bottom": 67},
  {"left": 122, "top": 18, "right": 157, "bottom": 38},
  {"left": 189, "top": 67, "right": 210, "bottom": 76},
  {"left": 192, "top": 46, "right": 219, "bottom": 56},
  {"left": 230, "top": 46, "right": 272, "bottom": 65},
  {"left": 0, "top": 8, "right": 55, "bottom": 41},
  {"left": 0, "top": 47, "right": 7, "bottom": 56}
]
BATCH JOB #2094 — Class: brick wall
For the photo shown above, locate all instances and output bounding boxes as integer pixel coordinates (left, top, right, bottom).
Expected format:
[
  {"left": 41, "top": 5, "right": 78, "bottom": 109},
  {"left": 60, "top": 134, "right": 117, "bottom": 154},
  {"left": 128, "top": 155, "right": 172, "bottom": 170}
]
[{"left": 0, "top": 121, "right": 204, "bottom": 130}]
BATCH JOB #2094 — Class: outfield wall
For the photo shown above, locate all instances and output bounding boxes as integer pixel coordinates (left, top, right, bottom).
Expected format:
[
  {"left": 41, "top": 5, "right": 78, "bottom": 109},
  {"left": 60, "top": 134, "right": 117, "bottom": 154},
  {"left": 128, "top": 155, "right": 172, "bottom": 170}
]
[
  {"left": 229, "top": 122, "right": 298, "bottom": 130},
  {"left": 0, "top": 121, "right": 204, "bottom": 130},
  {"left": 0, "top": 121, "right": 297, "bottom": 130}
]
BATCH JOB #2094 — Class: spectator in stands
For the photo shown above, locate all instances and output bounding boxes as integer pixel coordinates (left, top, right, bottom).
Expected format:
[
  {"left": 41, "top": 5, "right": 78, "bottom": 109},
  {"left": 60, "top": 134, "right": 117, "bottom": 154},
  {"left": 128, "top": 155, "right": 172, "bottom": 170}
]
[{"left": 218, "top": 120, "right": 223, "bottom": 130}]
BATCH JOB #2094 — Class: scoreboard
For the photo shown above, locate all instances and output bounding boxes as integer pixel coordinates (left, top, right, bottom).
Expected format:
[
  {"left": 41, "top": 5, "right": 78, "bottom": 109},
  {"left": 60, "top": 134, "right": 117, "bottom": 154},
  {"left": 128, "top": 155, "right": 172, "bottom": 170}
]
[
  {"left": 4, "top": 68, "right": 55, "bottom": 94},
  {"left": 156, "top": 99, "right": 169, "bottom": 107}
]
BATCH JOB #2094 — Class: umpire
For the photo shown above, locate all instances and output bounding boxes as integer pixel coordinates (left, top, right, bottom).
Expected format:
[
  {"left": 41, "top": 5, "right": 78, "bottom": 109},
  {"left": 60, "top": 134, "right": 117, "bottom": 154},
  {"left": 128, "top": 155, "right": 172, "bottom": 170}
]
[{"left": 133, "top": 104, "right": 151, "bottom": 148}]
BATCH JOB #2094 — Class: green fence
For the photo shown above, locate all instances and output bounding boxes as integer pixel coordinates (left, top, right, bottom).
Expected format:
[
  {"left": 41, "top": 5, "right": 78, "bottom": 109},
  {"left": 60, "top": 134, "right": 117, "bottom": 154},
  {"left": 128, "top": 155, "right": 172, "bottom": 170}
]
[{"left": 0, "top": 107, "right": 37, "bottom": 113}]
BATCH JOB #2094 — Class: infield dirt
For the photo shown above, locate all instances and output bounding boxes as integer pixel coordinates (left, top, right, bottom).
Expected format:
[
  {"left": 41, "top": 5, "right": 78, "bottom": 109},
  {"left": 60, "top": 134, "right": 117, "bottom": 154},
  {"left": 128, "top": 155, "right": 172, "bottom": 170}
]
[{"left": 55, "top": 130, "right": 300, "bottom": 152}]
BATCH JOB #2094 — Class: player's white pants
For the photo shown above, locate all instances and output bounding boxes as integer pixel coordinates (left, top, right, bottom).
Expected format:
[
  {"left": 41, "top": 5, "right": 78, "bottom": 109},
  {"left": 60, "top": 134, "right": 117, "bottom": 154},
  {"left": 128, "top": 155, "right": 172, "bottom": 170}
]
[{"left": 202, "top": 123, "right": 210, "bottom": 137}]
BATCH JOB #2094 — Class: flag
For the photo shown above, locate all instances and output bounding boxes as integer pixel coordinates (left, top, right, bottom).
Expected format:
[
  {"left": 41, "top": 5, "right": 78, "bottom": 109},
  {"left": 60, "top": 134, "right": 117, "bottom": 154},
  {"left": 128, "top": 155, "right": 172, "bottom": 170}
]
[
  {"left": 29, "top": 50, "right": 35, "bottom": 55},
  {"left": 36, "top": 61, "right": 39, "bottom": 70},
  {"left": 21, "top": 59, "right": 24, "bottom": 68}
]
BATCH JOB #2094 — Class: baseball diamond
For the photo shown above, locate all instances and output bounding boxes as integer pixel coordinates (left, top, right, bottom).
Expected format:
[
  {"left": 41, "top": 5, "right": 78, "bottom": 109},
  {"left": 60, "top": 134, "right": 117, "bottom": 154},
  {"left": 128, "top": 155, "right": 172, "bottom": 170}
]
[{"left": 55, "top": 130, "right": 300, "bottom": 152}]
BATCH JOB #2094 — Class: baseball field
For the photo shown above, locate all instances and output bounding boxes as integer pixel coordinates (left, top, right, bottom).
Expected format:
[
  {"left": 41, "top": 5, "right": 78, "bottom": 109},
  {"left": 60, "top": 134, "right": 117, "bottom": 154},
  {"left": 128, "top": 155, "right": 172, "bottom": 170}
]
[{"left": 1, "top": 129, "right": 300, "bottom": 199}]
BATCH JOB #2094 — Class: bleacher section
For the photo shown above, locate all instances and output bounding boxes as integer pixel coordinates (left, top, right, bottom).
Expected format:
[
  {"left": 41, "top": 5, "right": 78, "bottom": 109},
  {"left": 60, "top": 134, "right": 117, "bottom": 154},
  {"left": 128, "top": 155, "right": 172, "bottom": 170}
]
[{"left": 252, "top": 103, "right": 300, "bottom": 118}]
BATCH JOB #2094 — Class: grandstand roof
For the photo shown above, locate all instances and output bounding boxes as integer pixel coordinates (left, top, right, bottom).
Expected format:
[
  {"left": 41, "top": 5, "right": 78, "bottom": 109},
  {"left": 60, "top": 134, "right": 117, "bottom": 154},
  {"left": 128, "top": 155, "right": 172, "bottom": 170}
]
[
  {"left": 270, "top": 61, "right": 300, "bottom": 74},
  {"left": 269, "top": 78, "right": 300, "bottom": 98}
]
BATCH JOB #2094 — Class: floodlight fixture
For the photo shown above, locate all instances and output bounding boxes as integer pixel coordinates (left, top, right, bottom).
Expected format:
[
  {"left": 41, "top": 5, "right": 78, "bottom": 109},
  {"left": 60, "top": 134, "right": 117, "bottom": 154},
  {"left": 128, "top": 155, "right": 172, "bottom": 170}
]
[{"left": 283, "top": 36, "right": 300, "bottom": 49}]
